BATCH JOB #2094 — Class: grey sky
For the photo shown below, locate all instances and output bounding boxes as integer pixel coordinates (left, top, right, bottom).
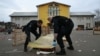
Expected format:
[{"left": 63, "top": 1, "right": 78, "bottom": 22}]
[{"left": 0, "top": 0, "right": 100, "bottom": 22}]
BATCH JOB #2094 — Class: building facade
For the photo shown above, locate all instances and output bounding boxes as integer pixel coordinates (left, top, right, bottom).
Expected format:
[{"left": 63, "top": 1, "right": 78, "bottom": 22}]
[
  {"left": 70, "top": 12, "right": 95, "bottom": 30},
  {"left": 37, "top": 1, "right": 70, "bottom": 26},
  {"left": 10, "top": 12, "right": 38, "bottom": 27},
  {"left": 10, "top": 1, "right": 95, "bottom": 30}
]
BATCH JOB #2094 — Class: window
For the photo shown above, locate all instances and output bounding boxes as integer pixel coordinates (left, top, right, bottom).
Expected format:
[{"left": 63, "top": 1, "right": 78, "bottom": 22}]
[
  {"left": 77, "top": 17, "right": 82, "bottom": 22},
  {"left": 23, "top": 17, "right": 29, "bottom": 20},
  {"left": 86, "top": 23, "right": 91, "bottom": 28},
  {"left": 48, "top": 3, "right": 60, "bottom": 17},
  {"left": 15, "top": 17, "right": 19, "bottom": 21},
  {"left": 87, "top": 17, "right": 91, "bottom": 20}
]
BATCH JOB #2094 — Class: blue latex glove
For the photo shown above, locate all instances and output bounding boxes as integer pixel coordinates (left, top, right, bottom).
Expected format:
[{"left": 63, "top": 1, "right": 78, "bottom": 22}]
[{"left": 52, "top": 40, "right": 57, "bottom": 47}]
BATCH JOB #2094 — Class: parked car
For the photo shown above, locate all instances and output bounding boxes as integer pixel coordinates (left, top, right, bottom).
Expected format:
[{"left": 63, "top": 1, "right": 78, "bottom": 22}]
[{"left": 0, "top": 28, "right": 5, "bottom": 32}]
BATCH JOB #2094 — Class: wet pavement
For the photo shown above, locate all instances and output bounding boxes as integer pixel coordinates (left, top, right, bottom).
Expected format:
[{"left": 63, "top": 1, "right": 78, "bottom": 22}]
[{"left": 0, "top": 30, "right": 100, "bottom": 56}]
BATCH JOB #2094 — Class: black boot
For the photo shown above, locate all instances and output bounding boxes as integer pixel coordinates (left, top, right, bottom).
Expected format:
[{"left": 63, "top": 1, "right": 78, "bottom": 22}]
[
  {"left": 24, "top": 46, "right": 28, "bottom": 52},
  {"left": 67, "top": 45, "right": 74, "bottom": 50},
  {"left": 56, "top": 49, "right": 66, "bottom": 55},
  {"left": 24, "top": 49, "right": 27, "bottom": 52}
]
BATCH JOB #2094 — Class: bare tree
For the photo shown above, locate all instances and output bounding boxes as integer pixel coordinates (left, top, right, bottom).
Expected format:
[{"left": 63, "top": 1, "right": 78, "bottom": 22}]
[
  {"left": 95, "top": 9, "right": 100, "bottom": 20},
  {"left": 94, "top": 9, "right": 100, "bottom": 27}
]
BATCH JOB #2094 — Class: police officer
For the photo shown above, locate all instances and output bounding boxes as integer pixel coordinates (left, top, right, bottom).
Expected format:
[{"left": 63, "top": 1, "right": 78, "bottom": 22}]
[
  {"left": 22, "top": 20, "right": 43, "bottom": 52},
  {"left": 48, "top": 16, "right": 74, "bottom": 55}
]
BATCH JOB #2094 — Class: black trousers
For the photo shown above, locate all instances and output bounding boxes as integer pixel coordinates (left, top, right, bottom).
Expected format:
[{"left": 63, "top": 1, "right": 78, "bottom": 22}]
[
  {"left": 24, "top": 29, "right": 39, "bottom": 50},
  {"left": 57, "top": 23, "right": 74, "bottom": 49}
]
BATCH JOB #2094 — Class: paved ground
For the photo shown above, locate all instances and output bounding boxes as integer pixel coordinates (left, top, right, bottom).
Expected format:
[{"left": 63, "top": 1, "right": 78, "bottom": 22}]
[{"left": 0, "top": 30, "right": 100, "bottom": 56}]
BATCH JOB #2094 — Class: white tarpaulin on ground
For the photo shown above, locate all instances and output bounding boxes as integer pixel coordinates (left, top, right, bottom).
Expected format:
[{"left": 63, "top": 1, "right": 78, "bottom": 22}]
[
  {"left": 28, "top": 34, "right": 54, "bottom": 49},
  {"left": 28, "top": 33, "right": 66, "bottom": 49}
]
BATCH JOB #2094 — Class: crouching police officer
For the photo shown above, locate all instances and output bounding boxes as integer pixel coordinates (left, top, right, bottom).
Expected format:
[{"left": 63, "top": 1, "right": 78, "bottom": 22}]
[
  {"left": 48, "top": 16, "right": 74, "bottom": 55},
  {"left": 22, "top": 20, "right": 43, "bottom": 52}
]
